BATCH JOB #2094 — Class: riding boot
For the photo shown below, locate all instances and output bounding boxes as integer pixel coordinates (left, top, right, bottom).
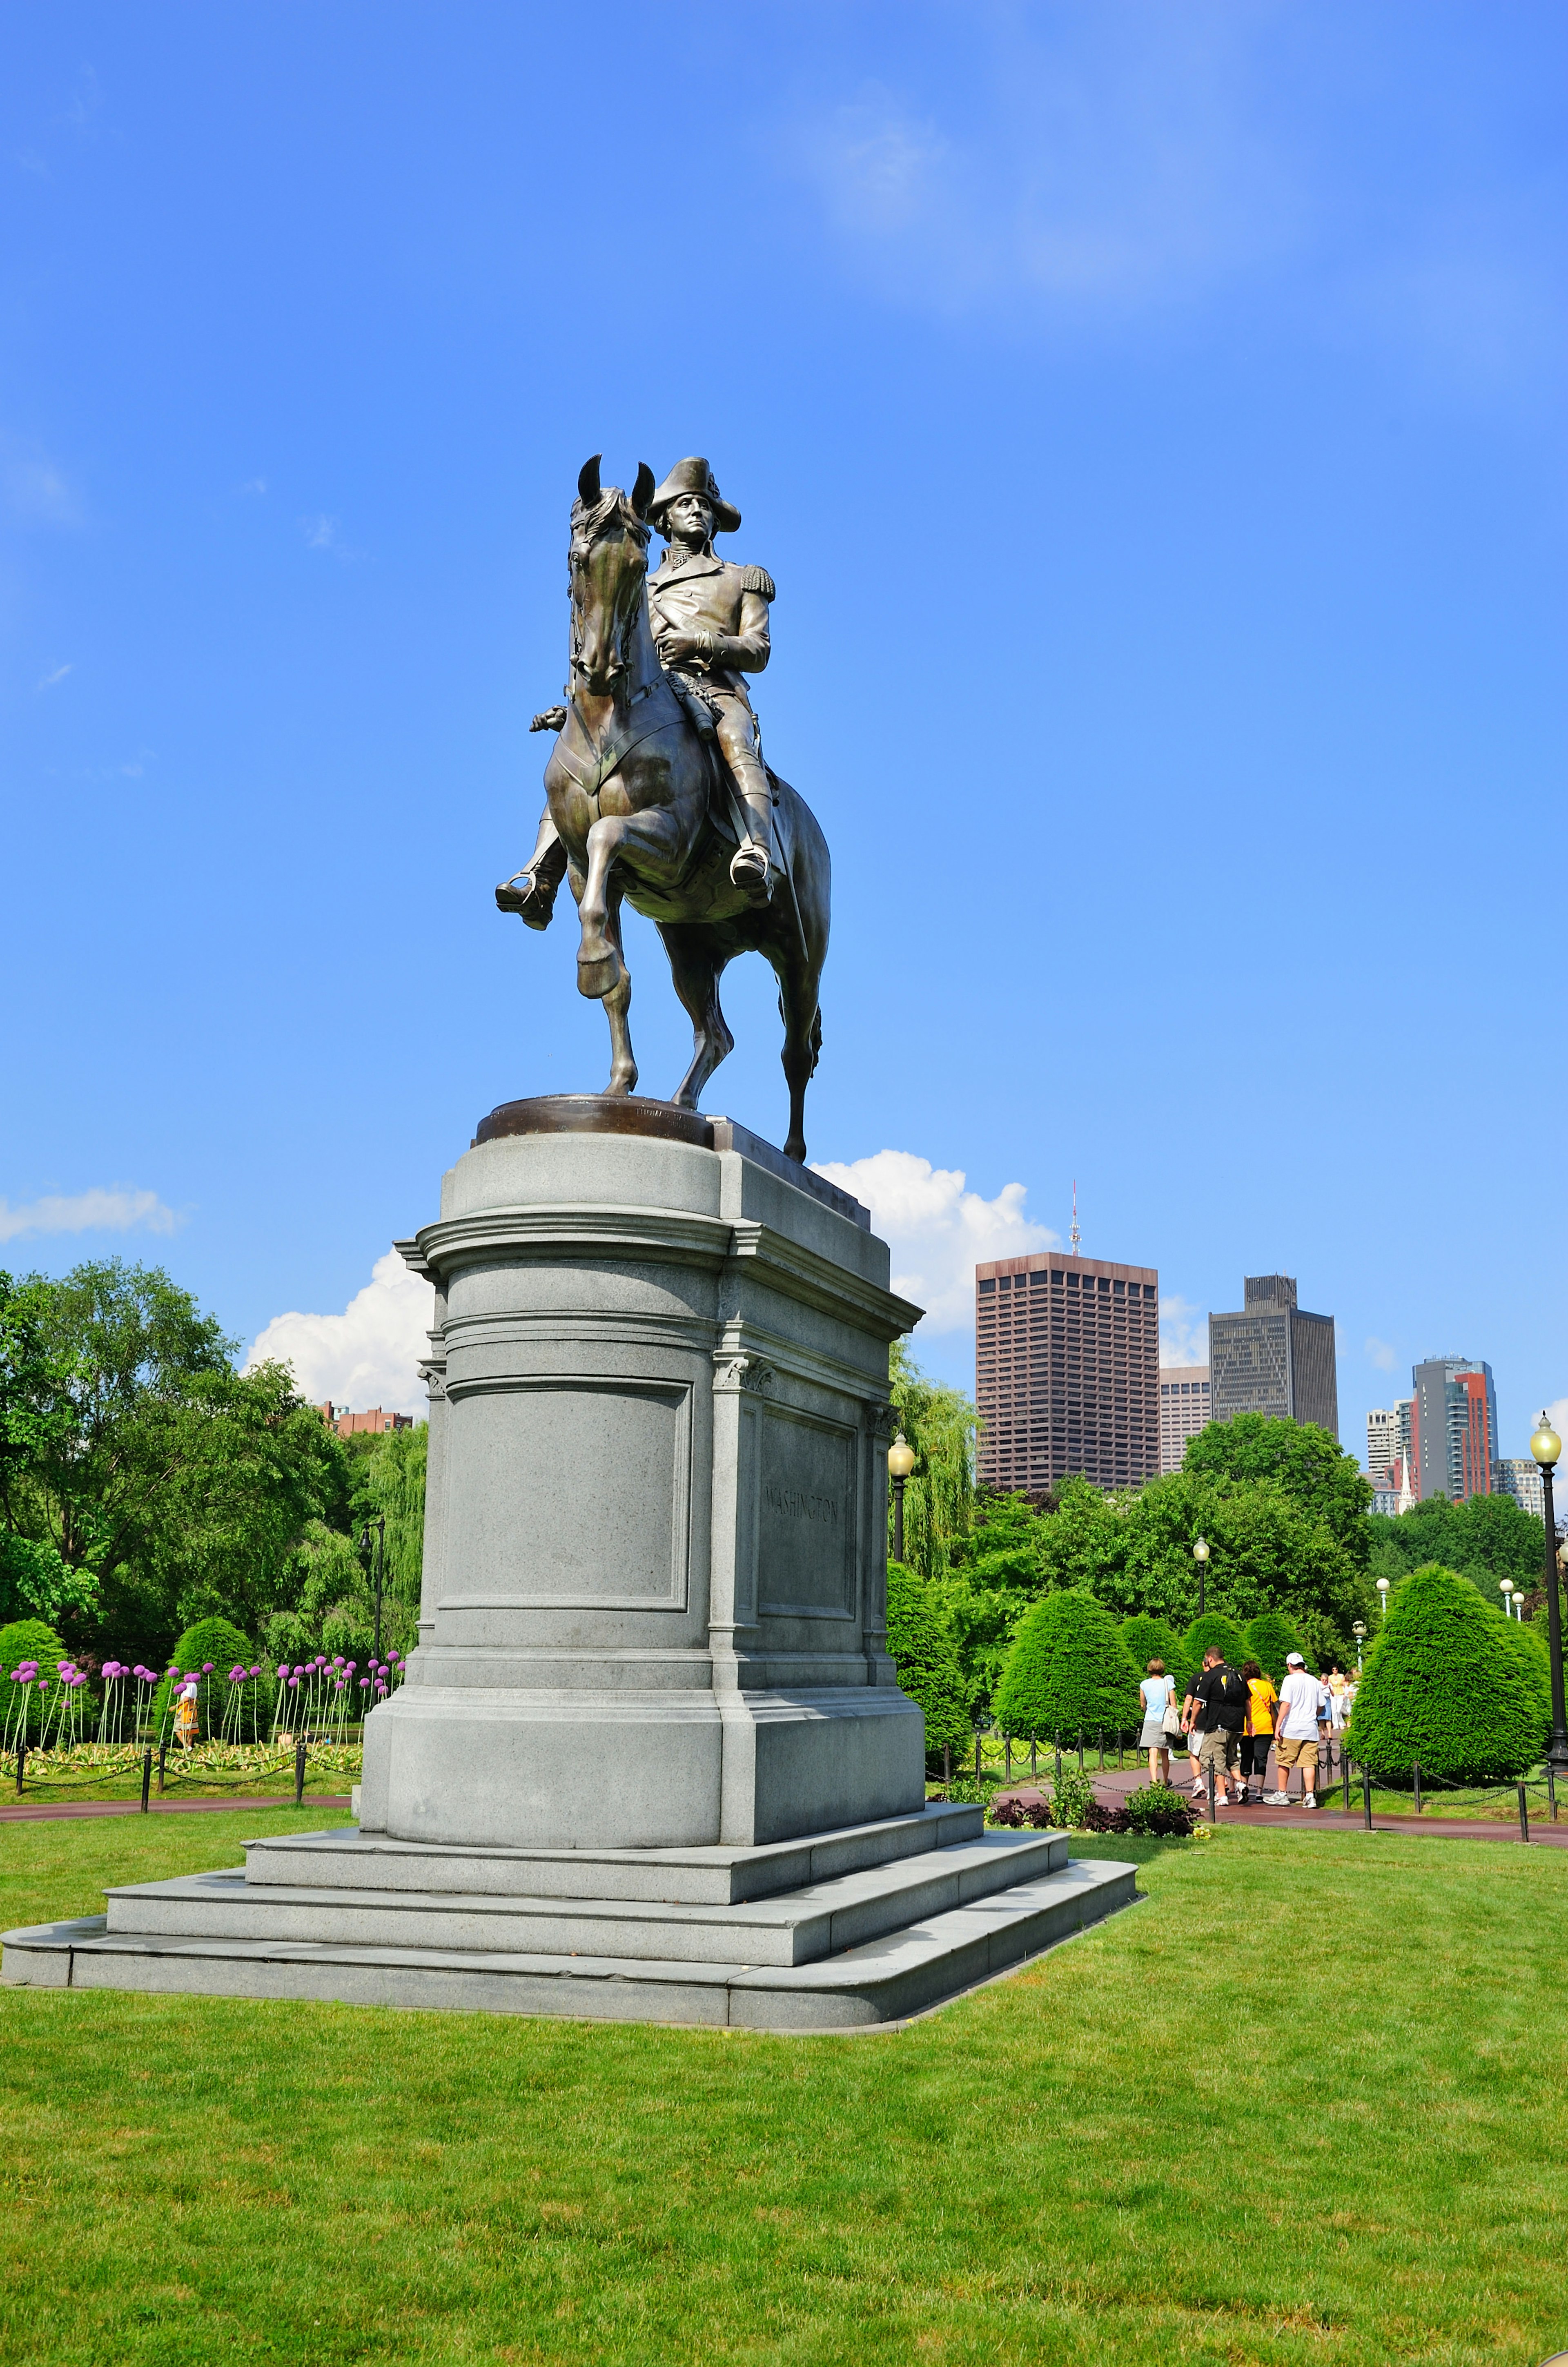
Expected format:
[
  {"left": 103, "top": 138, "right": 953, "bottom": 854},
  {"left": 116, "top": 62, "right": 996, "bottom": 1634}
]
[
  {"left": 726, "top": 752, "right": 779, "bottom": 904},
  {"left": 496, "top": 805, "right": 567, "bottom": 931}
]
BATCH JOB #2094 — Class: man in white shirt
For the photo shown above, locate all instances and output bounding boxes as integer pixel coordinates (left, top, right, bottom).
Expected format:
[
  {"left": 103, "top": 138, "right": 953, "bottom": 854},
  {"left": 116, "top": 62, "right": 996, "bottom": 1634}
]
[{"left": 1267, "top": 1653, "right": 1327, "bottom": 1808}]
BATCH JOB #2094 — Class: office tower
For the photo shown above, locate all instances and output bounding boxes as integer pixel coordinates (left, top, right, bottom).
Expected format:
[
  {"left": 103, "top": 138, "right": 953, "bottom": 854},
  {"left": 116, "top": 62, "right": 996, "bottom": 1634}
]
[
  {"left": 1208, "top": 1275, "right": 1339, "bottom": 1440},
  {"left": 976, "top": 1253, "right": 1160, "bottom": 1493},
  {"left": 1367, "top": 1397, "right": 1413, "bottom": 1486},
  {"left": 1493, "top": 1458, "right": 1546, "bottom": 1521},
  {"left": 1410, "top": 1358, "right": 1497, "bottom": 1501},
  {"left": 1159, "top": 1366, "right": 1211, "bottom": 1473}
]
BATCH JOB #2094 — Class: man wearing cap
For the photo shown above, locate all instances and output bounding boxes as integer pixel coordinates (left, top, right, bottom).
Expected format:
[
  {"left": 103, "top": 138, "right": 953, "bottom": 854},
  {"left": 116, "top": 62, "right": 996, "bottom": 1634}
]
[
  {"left": 644, "top": 456, "right": 780, "bottom": 902},
  {"left": 1268, "top": 1653, "right": 1327, "bottom": 1808}
]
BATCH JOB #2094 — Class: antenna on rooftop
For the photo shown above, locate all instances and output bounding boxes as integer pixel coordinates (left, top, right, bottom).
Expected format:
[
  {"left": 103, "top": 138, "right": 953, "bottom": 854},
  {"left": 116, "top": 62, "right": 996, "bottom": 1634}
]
[{"left": 1069, "top": 1179, "right": 1080, "bottom": 1259}]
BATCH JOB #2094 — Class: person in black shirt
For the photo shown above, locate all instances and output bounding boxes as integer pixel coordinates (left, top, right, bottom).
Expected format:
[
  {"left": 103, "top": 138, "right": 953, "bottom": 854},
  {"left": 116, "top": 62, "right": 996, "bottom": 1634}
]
[{"left": 1192, "top": 1647, "right": 1247, "bottom": 1808}]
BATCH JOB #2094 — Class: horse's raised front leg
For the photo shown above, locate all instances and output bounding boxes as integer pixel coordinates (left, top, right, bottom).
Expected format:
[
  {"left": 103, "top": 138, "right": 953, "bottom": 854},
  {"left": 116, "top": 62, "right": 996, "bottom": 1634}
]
[
  {"left": 658, "top": 924, "right": 733, "bottom": 1110},
  {"left": 576, "top": 807, "right": 687, "bottom": 1001}
]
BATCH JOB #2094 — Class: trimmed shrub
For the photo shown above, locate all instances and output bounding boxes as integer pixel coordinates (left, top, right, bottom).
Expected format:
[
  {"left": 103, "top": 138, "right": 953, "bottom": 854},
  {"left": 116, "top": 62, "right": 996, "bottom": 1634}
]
[
  {"left": 1176, "top": 1611, "right": 1250, "bottom": 1694},
  {"left": 153, "top": 1617, "right": 261, "bottom": 1742},
  {"left": 1498, "top": 1618, "right": 1551, "bottom": 1757},
  {"left": 994, "top": 1589, "right": 1142, "bottom": 1746},
  {"left": 1045, "top": 1764, "right": 1094, "bottom": 1830},
  {"left": 1244, "top": 1609, "right": 1308, "bottom": 1683},
  {"left": 0, "top": 1618, "right": 70, "bottom": 1742},
  {"left": 1123, "top": 1783, "right": 1196, "bottom": 1837},
  {"left": 988, "top": 1794, "right": 1058, "bottom": 1831},
  {"left": 1347, "top": 1563, "right": 1546, "bottom": 1783},
  {"left": 886, "top": 1561, "right": 969, "bottom": 1763},
  {"left": 1118, "top": 1614, "right": 1183, "bottom": 1681}
]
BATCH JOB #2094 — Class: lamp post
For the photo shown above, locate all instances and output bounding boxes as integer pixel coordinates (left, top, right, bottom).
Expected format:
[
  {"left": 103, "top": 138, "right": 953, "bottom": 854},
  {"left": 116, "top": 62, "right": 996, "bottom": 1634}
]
[
  {"left": 1501, "top": 1578, "right": 1515, "bottom": 1621},
  {"left": 1528, "top": 1415, "right": 1568, "bottom": 1774},
  {"left": 1192, "top": 1534, "right": 1209, "bottom": 1619},
  {"left": 1376, "top": 1575, "right": 1390, "bottom": 1621},
  {"left": 887, "top": 1431, "right": 916, "bottom": 1568},
  {"left": 1352, "top": 1619, "right": 1366, "bottom": 1671},
  {"left": 358, "top": 1516, "right": 387, "bottom": 1662}
]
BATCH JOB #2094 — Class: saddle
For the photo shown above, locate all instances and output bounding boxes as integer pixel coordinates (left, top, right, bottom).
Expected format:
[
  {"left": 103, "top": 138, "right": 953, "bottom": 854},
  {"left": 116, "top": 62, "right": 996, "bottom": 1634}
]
[{"left": 665, "top": 673, "right": 780, "bottom": 851}]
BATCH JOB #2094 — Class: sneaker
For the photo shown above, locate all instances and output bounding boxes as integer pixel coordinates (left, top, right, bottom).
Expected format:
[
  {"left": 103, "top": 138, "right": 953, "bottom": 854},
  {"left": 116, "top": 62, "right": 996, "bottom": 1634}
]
[
  {"left": 1236, "top": 1784, "right": 1250, "bottom": 1803},
  {"left": 1303, "top": 1794, "right": 1317, "bottom": 1810},
  {"left": 1264, "top": 1791, "right": 1290, "bottom": 1805}
]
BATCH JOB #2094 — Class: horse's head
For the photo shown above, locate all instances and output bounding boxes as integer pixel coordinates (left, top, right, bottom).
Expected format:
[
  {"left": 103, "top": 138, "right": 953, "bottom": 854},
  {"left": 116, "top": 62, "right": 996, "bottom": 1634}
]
[{"left": 569, "top": 454, "right": 657, "bottom": 695}]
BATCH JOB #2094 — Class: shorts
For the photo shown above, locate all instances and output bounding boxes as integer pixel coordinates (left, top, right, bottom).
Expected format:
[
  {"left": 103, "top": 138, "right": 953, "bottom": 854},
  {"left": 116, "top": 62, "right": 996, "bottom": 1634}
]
[
  {"left": 1241, "top": 1734, "right": 1273, "bottom": 1778},
  {"left": 1197, "top": 1729, "right": 1239, "bottom": 1772},
  {"left": 1276, "top": 1734, "right": 1319, "bottom": 1771}
]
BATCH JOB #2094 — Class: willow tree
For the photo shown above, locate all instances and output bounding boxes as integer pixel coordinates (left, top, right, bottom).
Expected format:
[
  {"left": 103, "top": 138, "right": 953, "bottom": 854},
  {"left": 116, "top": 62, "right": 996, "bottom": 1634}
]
[{"left": 886, "top": 1339, "right": 976, "bottom": 1580}]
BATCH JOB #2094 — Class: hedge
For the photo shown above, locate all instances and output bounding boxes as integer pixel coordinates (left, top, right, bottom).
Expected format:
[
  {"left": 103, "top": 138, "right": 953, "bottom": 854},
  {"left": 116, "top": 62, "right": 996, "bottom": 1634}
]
[
  {"left": 1118, "top": 1614, "right": 1182, "bottom": 1681},
  {"left": 1346, "top": 1562, "right": 1547, "bottom": 1782},
  {"left": 1244, "top": 1609, "right": 1308, "bottom": 1683},
  {"left": 1176, "top": 1611, "right": 1250, "bottom": 1694},
  {"left": 0, "top": 1618, "right": 70, "bottom": 1742},
  {"left": 994, "top": 1589, "right": 1143, "bottom": 1744},
  {"left": 885, "top": 1561, "right": 969, "bottom": 1762},
  {"left": 153, "top": 1616, "right": 263, "bottom": 1742}
]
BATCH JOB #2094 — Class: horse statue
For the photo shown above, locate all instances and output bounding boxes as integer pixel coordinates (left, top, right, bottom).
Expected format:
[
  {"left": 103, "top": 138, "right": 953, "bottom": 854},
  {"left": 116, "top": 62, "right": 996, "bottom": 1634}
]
[{"left": 495, "top": 457, "right": 830, "bottom": 1166}]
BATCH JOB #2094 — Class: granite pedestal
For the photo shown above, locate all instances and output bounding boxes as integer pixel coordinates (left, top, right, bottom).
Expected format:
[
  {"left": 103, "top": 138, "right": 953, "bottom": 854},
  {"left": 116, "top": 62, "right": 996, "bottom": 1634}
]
[{"left": 2, "top": 1101, "right": 1135, "bottom": 2026}]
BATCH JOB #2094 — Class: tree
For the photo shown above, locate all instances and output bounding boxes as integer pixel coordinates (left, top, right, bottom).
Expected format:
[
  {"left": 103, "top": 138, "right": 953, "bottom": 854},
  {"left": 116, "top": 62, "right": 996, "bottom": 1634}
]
[
  {"left": 154, "top": 1615, "right": 262, "bottom": 1741},
  {"left": 993, "top": 1589, "right": 1142, "bottom": 1745},
  {"left": 885, "top": 1561, "right": 969, "bottom": 1764},
  {"left": 934, "top": 1489, "right": 1052, "bottom": 1714},
  {"left": 341, "top": 1424, "right": 427, "bottom": 1652},
  {"left": 0, "top": 1617, "right": 69, "bottom": 1741},
  {"left": 1368, "top": 1492, "right": 1546, "bottom": 1606},
  {"left": 1346, "top": 1564, "right": 1547, "bottom": 1783},
  {"left": 1244, "top": 1608, "right": 1307, "bottom": 1683},
  {"left": 886, "top": 1340, "right": 976, "bottom": 1580},
  {"left": 265, "top": 1523, "right": 379, "bottom": 1666},
  {"left": 1183, "top": 1413, "right": 1373, "bottom": 1566},
  {"left": 0, "top": 1261, "right": 345, "bottom": 1665}
]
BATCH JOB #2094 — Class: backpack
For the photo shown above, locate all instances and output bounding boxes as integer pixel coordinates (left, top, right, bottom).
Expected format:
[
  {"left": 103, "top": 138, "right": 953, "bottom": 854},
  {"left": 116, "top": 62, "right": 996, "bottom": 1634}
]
[{"left": 1217, "top": 1667, "right": 1246, "bottom": 1712}]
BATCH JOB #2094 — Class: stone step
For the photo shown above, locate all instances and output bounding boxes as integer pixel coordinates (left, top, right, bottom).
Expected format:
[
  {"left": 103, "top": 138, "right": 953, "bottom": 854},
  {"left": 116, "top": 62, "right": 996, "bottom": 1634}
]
[
  {"left": 242, "top": 1800, "right": 986, "bottom": 1905},
  {"left": 2, "top": 1859, "right": 1137, "bottom": 2030},
  {"left": 101, "top": 1828, "right": 1070, "bottom": 1969}
]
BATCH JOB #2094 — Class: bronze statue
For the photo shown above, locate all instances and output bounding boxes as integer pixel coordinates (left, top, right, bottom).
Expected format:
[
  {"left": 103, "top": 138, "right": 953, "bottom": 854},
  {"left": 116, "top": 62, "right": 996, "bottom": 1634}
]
[{"left": 497, "top": 457, "right": 829, "bottom": 1164}]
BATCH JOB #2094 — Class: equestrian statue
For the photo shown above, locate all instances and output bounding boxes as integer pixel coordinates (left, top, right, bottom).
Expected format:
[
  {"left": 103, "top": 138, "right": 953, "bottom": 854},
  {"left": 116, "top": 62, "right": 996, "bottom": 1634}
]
[{"left": 496, "top": 455, "right": 829, "bottom": 1165}]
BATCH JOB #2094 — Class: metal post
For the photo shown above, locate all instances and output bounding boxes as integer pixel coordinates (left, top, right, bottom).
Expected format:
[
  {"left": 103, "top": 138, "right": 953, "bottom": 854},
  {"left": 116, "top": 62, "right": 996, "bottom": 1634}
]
[
  {"left": 1518, "top": 1782, "right": 1530, "bottom": 1843},
  {"left": 1055, "top": 1735, "right": 1062, "bottom": 1784},
  {"left": 1549, "top": 1766, "right": 1558, "bottom": 1824},
  {"left": 974, "top": 1732, "right": 981, "bottom": 1781},
  {"left": 1362, "top": 1765, "right": 1372, "bottom": 1829},
  {"left": 1539, "top": 1461, "right": 1568, "bottom": 1774},
  {"left": 891, "top": 1475, "right": 905, "bottom": 1569},
  {"left": 157, "top": 1739, "right": 167, "bottom": 1794},
  {"left": 1004, "top": 1734, "right": 1011, "bottom": 1781},
  {"left": 1412, "top": 1761, "right": 1421, "bottom": 1816},
  {"left": 1206, "top": 1765, "right": 1216, "bottom": 1824},
  {"left": 373, "top": 1515, "right": 386, "bottom": 1663},
  {"left": 14, "top": 1739, "right": 24, "bottom": 1796},
  {"left": 1030, "top": 1736, "right": 1037, "bottom": 1779},
  {"left": 943, "top": 1744, "right": 951, "bottom": 1787},
  {"left": 140, "top": 1747, "right": 152, "bottom": 1813},
  {"left": 1098, "top": 1730, "right": 1105, "bottom": 1770},
  {"left": 1343, "top": 1754, "right": 1351, "bottom": 1812},
  {"left": 294, "top": 1734, "right": 306, "bottom": 1806}
]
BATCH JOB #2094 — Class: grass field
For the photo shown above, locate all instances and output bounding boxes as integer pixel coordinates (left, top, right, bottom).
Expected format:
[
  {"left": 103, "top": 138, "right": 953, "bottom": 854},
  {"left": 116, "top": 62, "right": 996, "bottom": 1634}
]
[{"left": 2, "top": 1810, "right": 1566, "bottom": 2366}]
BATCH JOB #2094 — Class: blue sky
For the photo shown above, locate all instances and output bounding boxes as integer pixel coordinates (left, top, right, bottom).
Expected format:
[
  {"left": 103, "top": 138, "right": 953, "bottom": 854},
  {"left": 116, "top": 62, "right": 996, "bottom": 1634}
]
[{"left": 3, "top": 2, "right": 1564, "bottom": 1458}]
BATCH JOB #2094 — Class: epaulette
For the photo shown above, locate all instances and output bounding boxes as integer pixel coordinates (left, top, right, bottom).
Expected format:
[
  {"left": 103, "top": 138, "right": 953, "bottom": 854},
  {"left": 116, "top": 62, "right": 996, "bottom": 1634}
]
[{"left": 739, "top": 565, "right": 775, "bottom": 601}]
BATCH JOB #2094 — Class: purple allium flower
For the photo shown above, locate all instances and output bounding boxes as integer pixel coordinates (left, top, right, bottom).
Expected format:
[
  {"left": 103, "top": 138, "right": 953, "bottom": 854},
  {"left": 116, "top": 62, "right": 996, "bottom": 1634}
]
[
  {"left": 332, "top": 1656, "right": 345, "bottom": 1669},
  {"left": 202, "top": 1662, "right": 214, "bottom": 1673},
  {"left": 287, "top": 1676, "right": 299, "bottom": 1690},
  {"left": 250, "top": 1665, "right": 261, "bottom": 1677}
]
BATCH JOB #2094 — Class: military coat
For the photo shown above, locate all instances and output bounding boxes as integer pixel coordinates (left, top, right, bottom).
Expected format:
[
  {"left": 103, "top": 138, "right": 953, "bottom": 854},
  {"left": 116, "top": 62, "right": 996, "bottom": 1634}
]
[{"left": 647, "top": 549, "right": 775, "bottom": 703}]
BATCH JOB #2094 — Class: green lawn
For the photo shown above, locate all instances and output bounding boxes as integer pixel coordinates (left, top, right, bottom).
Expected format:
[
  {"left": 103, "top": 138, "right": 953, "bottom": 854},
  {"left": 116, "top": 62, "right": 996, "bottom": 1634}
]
[{"left": 2, "top": 1813, "right": 1565, "bottom": 2367}]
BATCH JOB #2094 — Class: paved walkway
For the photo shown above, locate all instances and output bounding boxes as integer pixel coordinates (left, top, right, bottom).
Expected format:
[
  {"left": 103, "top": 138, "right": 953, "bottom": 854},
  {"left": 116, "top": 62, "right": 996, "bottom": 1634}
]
[
  {"left": 991, "top": 1761, "right": 1568, "bottom": 1847},
  {"left": 0, "top": 1794, "right": 351, "bottom": 1824}
]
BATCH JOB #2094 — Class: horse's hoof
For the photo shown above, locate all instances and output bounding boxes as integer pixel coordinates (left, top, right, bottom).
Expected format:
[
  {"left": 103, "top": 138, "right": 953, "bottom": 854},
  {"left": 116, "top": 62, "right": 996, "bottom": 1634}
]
[
  {"left": 783, "top": 1136, "right": 806, "bottom": 1164},
  {"left": 577, "top": 949, "right": 624, "bottom": 999}
]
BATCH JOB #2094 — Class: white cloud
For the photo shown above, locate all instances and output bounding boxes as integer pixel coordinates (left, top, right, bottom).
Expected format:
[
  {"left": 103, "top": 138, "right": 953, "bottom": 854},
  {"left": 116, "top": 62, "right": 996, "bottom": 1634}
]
[
  {"left": 247, "top": 1250, "right": 433, "bottom": 1418},
  {"left": 810, "top": 1148, "right": 1056, "bottom": 1333},
  {"left": 1365, "top": 1336, "right": 1398, "bottom": 1373},
  {"left": 0, "top": 1186, "right": 180, "bottom": 1244},
  {"left": 1544, "top": 1398, "right": 1568, "bottom": 1444},
  {"left": 239, "top": 477, "right": 267, "bottom": 496},
  {"left": 301, "top": 513, "right": 359, "bottom": 559},
  {"left": 35, "top": 663, "right": 70, "bottom": 691},
  {"left": 1160, "top": 1294, "right": 1209, "bottom": 1369}
]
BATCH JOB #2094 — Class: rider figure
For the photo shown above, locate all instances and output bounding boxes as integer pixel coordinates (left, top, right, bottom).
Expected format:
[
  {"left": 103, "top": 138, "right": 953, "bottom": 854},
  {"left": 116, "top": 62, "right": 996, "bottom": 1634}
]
[
  {"left": 645, "top": 457, "right": 779, "bottom": 903},
  {"left": 499, "top": 456, "right": 780, "bottom": 926}
]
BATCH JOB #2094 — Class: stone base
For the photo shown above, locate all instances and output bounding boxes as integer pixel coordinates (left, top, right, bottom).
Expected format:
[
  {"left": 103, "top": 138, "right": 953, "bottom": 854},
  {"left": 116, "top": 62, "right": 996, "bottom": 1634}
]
[{"left": 2, "top": 1806, "right": 1137, "bottom": 2033}]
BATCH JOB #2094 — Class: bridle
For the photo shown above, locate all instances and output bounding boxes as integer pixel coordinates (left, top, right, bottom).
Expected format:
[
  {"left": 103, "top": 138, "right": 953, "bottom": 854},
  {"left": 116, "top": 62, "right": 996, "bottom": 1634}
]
[{"left": 570, "top": 492, "right": 650, "bottom": 694}]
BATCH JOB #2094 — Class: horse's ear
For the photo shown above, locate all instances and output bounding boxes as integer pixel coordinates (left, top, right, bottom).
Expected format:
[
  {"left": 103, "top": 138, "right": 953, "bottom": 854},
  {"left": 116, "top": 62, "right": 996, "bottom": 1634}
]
[
  {"left": 577, "top": 453, "right": 602, "bottom": 507},
  {"left": 631, "top": 461, "right": 655, "bottom": 520}
]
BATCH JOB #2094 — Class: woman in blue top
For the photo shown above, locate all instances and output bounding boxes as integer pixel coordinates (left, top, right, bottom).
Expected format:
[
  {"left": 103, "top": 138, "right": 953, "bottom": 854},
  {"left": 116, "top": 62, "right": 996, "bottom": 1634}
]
[{"left": 1138, "top": 1660, "right": 1176, "bottom": 1785}]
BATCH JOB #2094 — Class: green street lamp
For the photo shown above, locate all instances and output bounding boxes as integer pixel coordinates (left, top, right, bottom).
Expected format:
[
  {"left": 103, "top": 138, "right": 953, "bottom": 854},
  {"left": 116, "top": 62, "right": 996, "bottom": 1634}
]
[
  {"left": 1376, "top": 1575, "right": 1390, "bottom": 1620},
  {"left": 1529, "top": 1415, "right": 1568, "bottom": 1773},
  {"left": 1192, "top": 1534, "right": 1209, "bottom": 1618},
  {"left": 1352, "top": 1619, "right": 1366, "bottom": 1670},
  {"left": 1501, "top": 1577, "right": 1516, "bottom": 1620},
  {"left": 887, "top": 1431, "right": 917, "bottom": 1568}
]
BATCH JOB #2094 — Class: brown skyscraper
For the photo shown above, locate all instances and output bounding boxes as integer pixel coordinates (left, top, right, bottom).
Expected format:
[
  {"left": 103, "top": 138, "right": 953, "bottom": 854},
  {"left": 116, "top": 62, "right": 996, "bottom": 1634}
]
[{"left": 975, "top": 1253, "right": 1161, "bottom": 1493}]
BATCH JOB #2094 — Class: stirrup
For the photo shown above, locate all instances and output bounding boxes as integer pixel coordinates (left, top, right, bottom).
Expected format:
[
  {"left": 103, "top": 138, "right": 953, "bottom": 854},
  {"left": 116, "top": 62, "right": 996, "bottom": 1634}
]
[{"left": 729, "top": 842, "right": 773, "bottom": 901}]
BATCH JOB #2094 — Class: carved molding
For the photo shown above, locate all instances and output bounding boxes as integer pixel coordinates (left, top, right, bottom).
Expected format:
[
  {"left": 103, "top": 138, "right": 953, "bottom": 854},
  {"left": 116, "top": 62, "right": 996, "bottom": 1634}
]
[{"left": 712, "top": 1351, "right": 775, "bottom": 1397}]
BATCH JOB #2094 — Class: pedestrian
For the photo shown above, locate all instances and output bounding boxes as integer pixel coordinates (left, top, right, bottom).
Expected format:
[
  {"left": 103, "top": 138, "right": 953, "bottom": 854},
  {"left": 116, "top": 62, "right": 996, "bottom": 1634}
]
[
  {"left": 1238, "top": 1658, "right": 1277, "bottom": 1803},
  {"left": 1268, "top": 1652, "right": 1325, "bottom": 1807},
  {"left": 174, "top": 1680, "right": 199, "bottom": 1751},
  {"left": 1138, "top": 1659, "right": 1178, "bottom": 1785},
  {"left": 1325, "top": 1661, "right": 1348, "bottom": 1779},
  {"left": 1180, "top": 1666, "right": 1206, "bottom": 1799},
  {"left": 1190, "top": 1645, "right": 1247, "bottom": 1808}
]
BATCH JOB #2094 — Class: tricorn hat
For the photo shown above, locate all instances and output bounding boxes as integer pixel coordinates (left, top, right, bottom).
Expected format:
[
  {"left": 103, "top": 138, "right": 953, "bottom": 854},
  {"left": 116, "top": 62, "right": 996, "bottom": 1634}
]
[{"left": 648, "top": 456, "right": 740, "bottom": 536}]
